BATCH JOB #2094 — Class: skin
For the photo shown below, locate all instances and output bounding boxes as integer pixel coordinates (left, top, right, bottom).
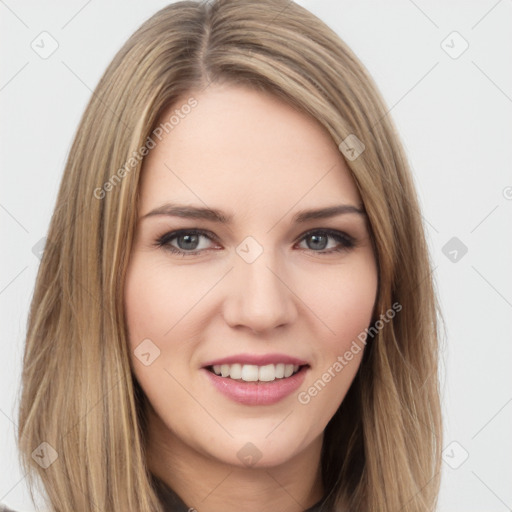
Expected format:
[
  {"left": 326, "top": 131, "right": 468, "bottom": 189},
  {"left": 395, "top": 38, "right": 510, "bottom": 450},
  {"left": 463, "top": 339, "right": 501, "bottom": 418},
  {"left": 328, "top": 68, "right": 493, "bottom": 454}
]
[{"left": 124, "top": 83, "right": 378, "bottom": 512}]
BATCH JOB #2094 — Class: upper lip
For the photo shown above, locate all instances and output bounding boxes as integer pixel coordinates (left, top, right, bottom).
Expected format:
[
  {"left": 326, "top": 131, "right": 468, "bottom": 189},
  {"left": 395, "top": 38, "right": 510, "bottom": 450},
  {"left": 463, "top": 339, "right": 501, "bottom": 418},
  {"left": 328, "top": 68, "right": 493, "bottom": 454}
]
[{"left": 202, "top": 353, "right": 309, "bottom": 367}]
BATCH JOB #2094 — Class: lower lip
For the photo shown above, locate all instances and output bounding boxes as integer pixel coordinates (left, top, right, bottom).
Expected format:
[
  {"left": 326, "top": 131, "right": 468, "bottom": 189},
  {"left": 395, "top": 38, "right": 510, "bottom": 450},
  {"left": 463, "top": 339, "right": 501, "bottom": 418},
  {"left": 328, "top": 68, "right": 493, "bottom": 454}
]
[{"left": 202, "top": 366, "right": 309, "bottom": 406}]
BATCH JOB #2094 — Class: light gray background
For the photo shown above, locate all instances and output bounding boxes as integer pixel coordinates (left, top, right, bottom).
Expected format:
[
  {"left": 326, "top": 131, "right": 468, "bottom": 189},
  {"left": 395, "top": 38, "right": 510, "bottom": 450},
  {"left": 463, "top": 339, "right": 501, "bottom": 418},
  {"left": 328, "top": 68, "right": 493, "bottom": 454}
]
[{"left": 1, "top": 1, "right": 511, "bottom": 510}]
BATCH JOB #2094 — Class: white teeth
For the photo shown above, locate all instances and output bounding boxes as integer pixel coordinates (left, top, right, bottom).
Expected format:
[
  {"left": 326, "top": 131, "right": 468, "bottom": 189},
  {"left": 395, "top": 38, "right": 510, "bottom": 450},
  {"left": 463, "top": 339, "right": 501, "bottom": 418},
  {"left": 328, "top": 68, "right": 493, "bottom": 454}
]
[
  {"left": 241, "top": 364, "right": 259, "bottom": 382},
  {"left": 258, "top": 364, "right": 275, "bottom": 382},
  {"left": 210, "top": 363, "right": 302, "bottom": 382},
  {"left": 284, "top": 364, "right": 294, "bottom": 378},
  {"left": 229, "top": 363, "right": 242, "bottom": 379}
]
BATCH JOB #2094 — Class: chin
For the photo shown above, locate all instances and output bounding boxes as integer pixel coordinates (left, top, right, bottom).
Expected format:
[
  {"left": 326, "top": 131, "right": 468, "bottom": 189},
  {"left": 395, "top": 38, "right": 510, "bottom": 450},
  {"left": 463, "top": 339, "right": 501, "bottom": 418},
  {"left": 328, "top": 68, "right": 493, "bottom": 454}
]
[{"left": 201, "top": 429, "right": 317, "bottom": 470}]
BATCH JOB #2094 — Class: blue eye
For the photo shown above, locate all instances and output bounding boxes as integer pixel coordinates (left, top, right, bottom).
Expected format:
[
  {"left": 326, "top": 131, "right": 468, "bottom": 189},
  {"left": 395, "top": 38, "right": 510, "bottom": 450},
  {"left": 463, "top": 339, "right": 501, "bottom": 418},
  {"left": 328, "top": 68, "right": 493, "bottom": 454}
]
[
  {"left": 155, "top": 229, "right": 217, "bottom": 255},
  {"left": 155, "top": 228, "right": 355, "bottom": 256},
  {"left": 296, "top": 229, "right": 355, "bottom": 253}
]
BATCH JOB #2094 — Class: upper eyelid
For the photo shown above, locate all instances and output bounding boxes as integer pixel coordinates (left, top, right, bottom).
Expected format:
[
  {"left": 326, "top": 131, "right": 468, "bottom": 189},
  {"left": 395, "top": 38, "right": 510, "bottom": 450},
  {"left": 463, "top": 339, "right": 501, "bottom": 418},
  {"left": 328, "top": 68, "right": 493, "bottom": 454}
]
[
  {"left": 163, "top": 228, "right": 220, "bottom": 243},
  {"left": 295, "top": 227, "right": 353, "bottom": 239}
]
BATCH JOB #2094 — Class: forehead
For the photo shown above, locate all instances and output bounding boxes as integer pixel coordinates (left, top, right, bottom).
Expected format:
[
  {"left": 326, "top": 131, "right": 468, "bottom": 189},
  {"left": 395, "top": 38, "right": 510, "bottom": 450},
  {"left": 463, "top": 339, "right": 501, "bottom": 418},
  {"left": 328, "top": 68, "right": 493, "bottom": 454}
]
[{"left": 139, "top": 83, "right": 361, "bottom": 216}]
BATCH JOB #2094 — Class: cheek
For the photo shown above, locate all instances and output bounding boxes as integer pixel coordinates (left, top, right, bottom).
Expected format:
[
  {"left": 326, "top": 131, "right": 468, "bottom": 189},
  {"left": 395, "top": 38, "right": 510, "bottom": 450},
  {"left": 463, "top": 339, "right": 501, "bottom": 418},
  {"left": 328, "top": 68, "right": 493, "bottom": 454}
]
[
  {"left": 123, "top": 257, "right": 191, "bottom": 387},
  {"left": 295, "top": 256, "right": 378, "bottom": 354},
  {"left": 125, "top": 249, "right": 378, "bottom": 361},
  {"left": 124, "top": 260, "right": 167, "bottom": 346},
  {"left": 293, "top": 258, "right": 377, "bottom": 423},
  {"left": 124, "top": 257, "right": 193, "bottom": 402},
  {"left": 124, "top": 256, "right": 209, "bottom": 347},
  {"left": 331, "top": 276, "right": 377, "bottom": 348}
]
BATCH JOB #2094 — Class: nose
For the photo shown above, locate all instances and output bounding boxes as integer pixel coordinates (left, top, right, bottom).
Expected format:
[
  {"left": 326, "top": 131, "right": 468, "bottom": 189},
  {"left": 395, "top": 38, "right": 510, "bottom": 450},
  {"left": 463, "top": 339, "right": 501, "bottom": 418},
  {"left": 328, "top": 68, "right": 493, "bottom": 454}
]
[{"left": 222, "top": 248, "right": 298, "bottom": 334}]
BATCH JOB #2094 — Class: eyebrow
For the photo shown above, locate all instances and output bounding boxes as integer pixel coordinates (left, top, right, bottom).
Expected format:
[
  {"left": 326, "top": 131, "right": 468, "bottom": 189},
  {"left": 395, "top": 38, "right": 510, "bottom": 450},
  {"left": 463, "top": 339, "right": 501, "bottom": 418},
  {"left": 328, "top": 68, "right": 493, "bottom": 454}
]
[{"left": 141, "top": 203, "right": 365, "bottom": 224}]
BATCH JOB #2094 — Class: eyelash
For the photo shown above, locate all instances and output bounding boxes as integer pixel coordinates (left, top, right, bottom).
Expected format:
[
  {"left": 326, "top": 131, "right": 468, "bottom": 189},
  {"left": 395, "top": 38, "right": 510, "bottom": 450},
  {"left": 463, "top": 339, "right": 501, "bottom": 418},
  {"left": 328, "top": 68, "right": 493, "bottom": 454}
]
[{"left": 154, "top": 228, "right": 356, "bottom": 257}]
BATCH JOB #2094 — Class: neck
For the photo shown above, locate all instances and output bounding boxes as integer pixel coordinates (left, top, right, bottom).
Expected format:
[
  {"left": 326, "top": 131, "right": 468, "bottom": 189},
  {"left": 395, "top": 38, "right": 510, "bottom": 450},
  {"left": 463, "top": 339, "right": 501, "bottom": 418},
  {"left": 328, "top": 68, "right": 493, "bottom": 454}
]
[{"left": 146, "top": 408, "right": 325, "bottom": 512}]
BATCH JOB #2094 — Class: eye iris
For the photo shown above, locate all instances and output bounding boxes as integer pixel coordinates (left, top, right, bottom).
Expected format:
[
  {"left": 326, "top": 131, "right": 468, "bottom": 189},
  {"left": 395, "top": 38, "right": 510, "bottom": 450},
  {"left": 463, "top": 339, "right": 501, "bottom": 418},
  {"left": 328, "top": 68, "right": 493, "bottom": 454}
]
[
  {"left": 177, "top": 234, "right": 199, "bottom": 250},
  {"left": 308, "top": 234, "right": 328, "bottom": 250}
]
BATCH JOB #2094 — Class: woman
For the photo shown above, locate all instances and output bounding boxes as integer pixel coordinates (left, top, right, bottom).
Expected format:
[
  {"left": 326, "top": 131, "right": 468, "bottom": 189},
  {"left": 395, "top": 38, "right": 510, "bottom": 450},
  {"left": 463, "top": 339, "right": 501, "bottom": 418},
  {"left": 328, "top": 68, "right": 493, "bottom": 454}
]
[{"left": 15, "top": 0, "right": 442, "bottom": 511}]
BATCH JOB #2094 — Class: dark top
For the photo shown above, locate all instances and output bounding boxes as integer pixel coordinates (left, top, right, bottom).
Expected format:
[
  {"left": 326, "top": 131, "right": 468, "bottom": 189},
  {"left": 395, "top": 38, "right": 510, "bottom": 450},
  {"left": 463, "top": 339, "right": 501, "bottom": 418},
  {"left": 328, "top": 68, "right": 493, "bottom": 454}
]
[
  {"left": 0, "top": 476, "right": 329, "bottom": 512},
  {"left": 151, "top": 473, "right": 329, "bottom": 511}
]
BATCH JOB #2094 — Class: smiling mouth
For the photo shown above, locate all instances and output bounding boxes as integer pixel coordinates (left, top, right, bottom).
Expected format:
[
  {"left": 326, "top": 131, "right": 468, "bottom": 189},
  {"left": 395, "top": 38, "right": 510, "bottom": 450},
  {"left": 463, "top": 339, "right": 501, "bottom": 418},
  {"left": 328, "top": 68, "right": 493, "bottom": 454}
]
[{"left": 206, "top": 363, "right": 308, "bottom": 382}]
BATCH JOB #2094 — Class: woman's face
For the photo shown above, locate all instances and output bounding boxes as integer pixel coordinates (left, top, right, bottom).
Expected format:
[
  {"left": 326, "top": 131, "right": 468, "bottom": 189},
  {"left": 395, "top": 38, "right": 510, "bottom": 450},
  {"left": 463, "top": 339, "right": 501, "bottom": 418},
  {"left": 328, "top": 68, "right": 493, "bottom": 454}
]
[{"left": 124, "top": 83, "right": 378, "bottom": 469}]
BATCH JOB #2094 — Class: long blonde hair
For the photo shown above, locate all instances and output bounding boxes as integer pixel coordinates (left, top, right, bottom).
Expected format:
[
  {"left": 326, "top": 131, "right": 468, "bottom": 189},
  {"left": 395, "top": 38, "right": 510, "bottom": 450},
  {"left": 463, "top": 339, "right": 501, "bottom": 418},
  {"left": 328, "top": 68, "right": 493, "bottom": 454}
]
[{"left": 17, "top": 1, "right": 442, "bottom": 510}]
